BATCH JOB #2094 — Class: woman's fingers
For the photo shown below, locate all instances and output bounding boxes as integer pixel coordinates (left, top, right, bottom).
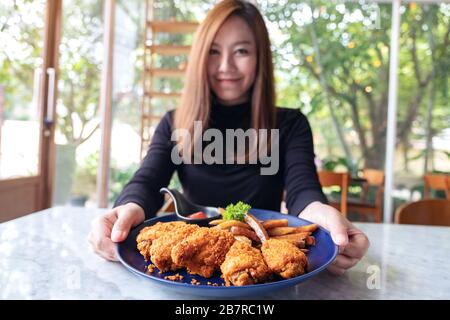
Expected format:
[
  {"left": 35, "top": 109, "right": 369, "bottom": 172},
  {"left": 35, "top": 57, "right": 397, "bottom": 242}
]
[
  {"left": 95, "top": 236, "right": 118, "bottom": 261},
  {"left": 326, "top": 212, "right": 349, "bottom": 249},
  {"left": 331, "top": 254, "right": 359, "bottom": 270},
  {"left": 300, "top": 203, "right": 370, "bottom": 275},
  {"left": 301, "top": 204, "right": 350, "bottom": 248},
  {"left": 342, "top": 231, "right": 370, "bottom": 259},
  {"left": 328, "top": 229, "right": 369, "bottom": 274},
  {"left": 88, "top": 204, "right": 145, "bottom": 261},
  {"left": 88, "top": 211, "right": 119, "bottom": 261},
  {"left": 110, "top": 203, "right": 146, "bottom": 242},
  {"left": 327, "top": 264, "right": 346, "bottom": 276},
  {"left": 111, "top": 209, "right": 137, "bottom": 242}
]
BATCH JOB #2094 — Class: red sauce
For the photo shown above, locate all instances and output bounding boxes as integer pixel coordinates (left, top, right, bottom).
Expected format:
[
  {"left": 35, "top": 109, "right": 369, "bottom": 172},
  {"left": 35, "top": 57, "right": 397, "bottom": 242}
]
[{"left": 187, "top": 211, "right": 207, "bottom": 219}]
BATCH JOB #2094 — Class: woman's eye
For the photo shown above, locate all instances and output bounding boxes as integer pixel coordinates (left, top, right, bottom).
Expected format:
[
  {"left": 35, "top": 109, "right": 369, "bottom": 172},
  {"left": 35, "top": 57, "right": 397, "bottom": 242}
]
[
  {"left": 235, "top": 49, "right": 248, "bottom": 55},
  {"left": 209, "top": 49, "right": 219, "bottom": 55}
]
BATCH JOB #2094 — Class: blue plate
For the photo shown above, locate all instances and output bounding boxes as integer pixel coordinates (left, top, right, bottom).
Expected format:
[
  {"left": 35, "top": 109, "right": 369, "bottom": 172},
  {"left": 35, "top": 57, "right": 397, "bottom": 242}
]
[{"left": 117, "top": 208, "right": 338, "bottom": 298}]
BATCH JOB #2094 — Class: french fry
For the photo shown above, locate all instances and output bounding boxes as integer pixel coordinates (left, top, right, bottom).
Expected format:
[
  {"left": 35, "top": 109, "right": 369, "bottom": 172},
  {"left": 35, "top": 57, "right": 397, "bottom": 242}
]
[
  {"left": 272, "top": 235, "right": 306, "bottom": 248},
  {"left": 267, "top": 227, "right": 297, "bottom": 236},
  {"left": 217, "top": 220, "right": 251, "bottom": 230},
  {"left": 297, "top": 232, "right": 312, "bottom": 238},
  {"left": 262, "top": 219, "right": 289, "bottom": 229},
  {"left": 208, "top": 219, "right": 224, "bottom": 226},
  {"left": 295, "top": 224, "right": 318, "bottom": 233},
  {"left": 305, "top": 236, "right": 316, "bottom": 246},
  {"left": 230, "top": 226, "right": 261, "bottom": 243},
  {"left": 273, "top": 232, "right": 310, "bottom": 240},
  {"left": 218, "top": 207, "right": 225, "bottom": 216}
]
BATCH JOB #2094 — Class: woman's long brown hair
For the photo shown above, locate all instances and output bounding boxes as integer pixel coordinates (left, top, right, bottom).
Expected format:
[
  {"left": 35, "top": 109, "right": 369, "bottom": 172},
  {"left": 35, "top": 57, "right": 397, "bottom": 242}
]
[{"left": 174, "top": 0, "right": 276, "bottom": 159}]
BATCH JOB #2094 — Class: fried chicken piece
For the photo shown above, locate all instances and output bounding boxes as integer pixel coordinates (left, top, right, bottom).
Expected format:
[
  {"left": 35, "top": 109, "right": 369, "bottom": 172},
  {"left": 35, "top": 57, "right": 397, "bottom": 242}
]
[
  {"left": 171, "top": 227, "right": 235, "bottom": 278},
  {"left": 220, "top": 241, "right": 272, "bottom": 286},
  {"left": 261, "top": 238, "right": 308, "bottom": 279},
  {"left": 149, "top": 223, "right": 199, "bottom": 272},
  {"left": 136, "top": 221, "right": 187, "bottom": 260}
]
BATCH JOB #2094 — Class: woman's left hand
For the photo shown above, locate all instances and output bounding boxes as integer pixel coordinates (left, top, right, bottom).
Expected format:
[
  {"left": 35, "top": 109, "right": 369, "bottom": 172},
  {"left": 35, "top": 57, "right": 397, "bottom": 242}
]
[{"left": 299, "top": 201, "right": 370, "bottom": 275}]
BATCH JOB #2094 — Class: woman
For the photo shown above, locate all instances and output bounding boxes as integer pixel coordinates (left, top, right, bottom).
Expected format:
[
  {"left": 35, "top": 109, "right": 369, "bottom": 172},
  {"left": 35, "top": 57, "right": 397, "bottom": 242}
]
[{"left": 88, "top": 0, "right": 369, "bottom": 276}]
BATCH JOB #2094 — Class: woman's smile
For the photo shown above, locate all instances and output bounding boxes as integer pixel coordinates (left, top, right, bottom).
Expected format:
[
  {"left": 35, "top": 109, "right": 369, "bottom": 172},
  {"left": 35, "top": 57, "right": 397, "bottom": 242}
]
[{"left": 217, "top": 78, "right": 242, "bottom": 86}]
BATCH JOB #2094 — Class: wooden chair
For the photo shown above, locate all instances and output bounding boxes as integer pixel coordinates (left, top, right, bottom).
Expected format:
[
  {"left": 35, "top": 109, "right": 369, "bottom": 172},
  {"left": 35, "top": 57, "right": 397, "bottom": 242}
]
[
  {"left": 157, "top": 195, "right": 175, "bottom": 214},
  {"left": 395, "top": 199, "right": 450, "bottom": 226},
  {"left": 318, "top": 171, "right": 349, "bottom": 217},
  {"left": 423, "top": 174, "right": 450, "bottom": 199},
  {"left": 348, "top": 169, "right": 384, "bottom": 223}
]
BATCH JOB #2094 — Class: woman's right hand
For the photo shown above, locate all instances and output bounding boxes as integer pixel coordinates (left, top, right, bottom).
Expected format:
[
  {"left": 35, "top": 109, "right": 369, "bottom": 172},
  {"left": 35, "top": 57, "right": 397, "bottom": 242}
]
[{"left": 88, "top": 202, "right": 145, "bottom": 261}]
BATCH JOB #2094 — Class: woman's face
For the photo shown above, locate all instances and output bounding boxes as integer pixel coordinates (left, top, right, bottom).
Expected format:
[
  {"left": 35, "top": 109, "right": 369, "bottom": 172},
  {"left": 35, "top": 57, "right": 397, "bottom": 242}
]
[{"left": 207, "top": 15, "right": 257, "bottom": 106}]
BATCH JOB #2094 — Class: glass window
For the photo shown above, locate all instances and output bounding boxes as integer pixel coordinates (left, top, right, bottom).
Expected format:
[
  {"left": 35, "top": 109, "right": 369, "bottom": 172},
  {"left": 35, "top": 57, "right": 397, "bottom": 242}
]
[
  {"left": 52, "top": 0, "right": 103, "bottom": 207},
  {"left": 0, "top": 0, "right": 46, "bottom": 179}
]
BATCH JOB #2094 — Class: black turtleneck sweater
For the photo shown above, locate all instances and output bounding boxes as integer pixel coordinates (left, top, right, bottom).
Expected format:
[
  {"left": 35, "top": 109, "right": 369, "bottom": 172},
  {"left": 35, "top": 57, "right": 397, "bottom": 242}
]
[{"left": 114, "top": 101, "right": 327, "bottom": 219}]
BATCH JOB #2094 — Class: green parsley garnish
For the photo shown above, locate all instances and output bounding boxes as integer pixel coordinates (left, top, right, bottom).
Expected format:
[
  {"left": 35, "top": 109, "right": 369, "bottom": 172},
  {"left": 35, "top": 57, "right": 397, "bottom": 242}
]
[{"left": 223, "top": 201, "right": 251, "bottom": 222}]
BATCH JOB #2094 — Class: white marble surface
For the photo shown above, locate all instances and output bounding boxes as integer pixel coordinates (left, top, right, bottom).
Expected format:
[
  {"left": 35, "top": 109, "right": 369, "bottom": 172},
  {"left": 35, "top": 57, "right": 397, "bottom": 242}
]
[{"left": 1, "top": 206, "right": 449, "bottom": 299}]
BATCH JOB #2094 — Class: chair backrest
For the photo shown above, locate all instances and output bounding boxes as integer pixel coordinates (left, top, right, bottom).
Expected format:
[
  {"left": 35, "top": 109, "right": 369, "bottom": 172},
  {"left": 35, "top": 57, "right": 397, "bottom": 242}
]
[
  {"left": 361, "top": 169, "right": 384, "bottom": 206},
  {"left": 363, "top": 169, "right": 384, "bottom": 186},
  {"left": 395, "top": 199, "right": 450, "bottom": 226},
  {"left": 158, "top": 196, "right": 175, "bottom": 214},
  {"left": 318, "top": 171, "right": 349, "bottom": 215},
  {"left": 423, "top": 174, "right": 450, "bottom": 199}
]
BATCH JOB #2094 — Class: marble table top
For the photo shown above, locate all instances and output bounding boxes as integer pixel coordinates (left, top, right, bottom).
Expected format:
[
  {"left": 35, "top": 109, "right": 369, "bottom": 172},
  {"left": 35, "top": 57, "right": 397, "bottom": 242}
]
[{"left": 1, "top": 206, "right": 449, "bottom": 299}]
